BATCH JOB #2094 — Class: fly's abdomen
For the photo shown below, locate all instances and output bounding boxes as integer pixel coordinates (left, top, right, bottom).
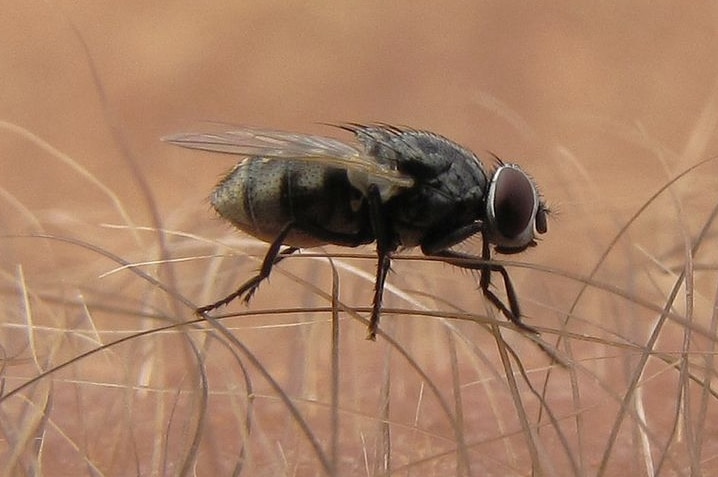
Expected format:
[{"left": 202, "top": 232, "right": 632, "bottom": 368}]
[{"left": 211, "top": 158, "right": 369, "bottom": 247}]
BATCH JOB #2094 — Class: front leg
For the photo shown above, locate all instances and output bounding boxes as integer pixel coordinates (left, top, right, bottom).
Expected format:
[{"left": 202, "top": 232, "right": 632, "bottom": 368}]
[{"left": 422, "top": 232, "right": 538, "bottom": 334}]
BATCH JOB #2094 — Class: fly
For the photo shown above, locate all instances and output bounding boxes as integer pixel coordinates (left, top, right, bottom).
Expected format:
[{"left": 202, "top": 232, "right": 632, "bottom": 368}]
[{"left": 164, "top": 124, "right": 549, "bottom": 339}]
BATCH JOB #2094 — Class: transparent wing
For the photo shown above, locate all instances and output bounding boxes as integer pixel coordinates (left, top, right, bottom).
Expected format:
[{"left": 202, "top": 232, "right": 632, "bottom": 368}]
[{"left": 163, "top": 127, "right": 415, "bottom": 188}]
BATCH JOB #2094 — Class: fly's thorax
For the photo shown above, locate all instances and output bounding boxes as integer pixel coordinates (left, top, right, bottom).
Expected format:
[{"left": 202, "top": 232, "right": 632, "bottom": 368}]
[
  {"left": 378, "top": 143, "right": 489, "bottom": 249},
  {"left": 387, "top": 181, "right": 486, "bottom": 249}
]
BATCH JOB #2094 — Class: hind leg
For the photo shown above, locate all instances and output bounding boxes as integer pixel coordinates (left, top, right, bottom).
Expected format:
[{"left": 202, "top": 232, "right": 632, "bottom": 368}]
[{"left": 196, "top": 222, "right": 297, "bottom": 315}]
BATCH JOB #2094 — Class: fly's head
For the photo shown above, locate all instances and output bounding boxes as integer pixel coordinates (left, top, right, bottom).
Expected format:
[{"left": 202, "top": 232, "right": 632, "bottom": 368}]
[{"left": 485, "top": 163, "right": 548, "bottom": 255}]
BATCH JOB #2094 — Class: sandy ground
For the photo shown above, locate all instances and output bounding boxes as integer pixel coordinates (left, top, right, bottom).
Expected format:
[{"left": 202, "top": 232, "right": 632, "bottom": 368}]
[{"left": 2, "top": 2, "right": 718, "bottom": 476}]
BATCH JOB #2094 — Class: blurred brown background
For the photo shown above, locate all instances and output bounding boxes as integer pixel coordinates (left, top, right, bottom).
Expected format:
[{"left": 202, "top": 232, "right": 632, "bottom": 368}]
[{"left": 2, "top": 1, "right": 718, "bottom": 476}]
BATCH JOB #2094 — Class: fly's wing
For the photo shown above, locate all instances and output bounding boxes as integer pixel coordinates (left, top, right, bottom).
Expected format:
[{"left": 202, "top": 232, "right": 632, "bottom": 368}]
[{"left": 163, "top": 127, "right": 415, "bottom": 189}]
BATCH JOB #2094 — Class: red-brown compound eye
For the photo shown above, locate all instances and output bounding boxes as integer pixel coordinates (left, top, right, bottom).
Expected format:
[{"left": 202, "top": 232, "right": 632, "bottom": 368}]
[
  {"left": 486, "top": 164, "right": 544, "bottom": 254},
  {"left": 493, "top": 166, "right": 535, "bottom": 238}
]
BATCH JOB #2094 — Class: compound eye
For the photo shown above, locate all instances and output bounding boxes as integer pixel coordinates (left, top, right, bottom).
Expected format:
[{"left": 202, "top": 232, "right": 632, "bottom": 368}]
[{"left": 492, "top": 166, "right": 537, "bottom": 241}]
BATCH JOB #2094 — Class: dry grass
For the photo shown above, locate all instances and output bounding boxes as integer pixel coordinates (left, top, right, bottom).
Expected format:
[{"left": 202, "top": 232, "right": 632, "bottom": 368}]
[{"left": 3, "top": 2, "right": 718, "bottom": 476}]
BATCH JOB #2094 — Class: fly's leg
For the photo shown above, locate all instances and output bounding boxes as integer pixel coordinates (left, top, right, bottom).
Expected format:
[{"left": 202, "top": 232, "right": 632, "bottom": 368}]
[
  {"left": 241, "top": 244, "right": 300, "bottom": 304},
  {"left": 368, "top": 252, "right": 391, "bottom": 340},
  {"left": 477, "top": 239, "right": 538, "bottom": 334},
  {"left": 367, "top": 184, "right": 394, "bottom": 340},
  {"left": 423, "top": 230, "right": 538, "bottom": 334},
  {"left": 196, "top": 222, "right": 297, "bottom": 315}
]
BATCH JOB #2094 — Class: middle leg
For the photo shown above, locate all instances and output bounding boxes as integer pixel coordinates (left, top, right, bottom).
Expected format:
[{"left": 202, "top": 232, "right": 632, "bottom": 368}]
[{"left": 366, "top": 184, "right": 394, "bottom": 340}]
